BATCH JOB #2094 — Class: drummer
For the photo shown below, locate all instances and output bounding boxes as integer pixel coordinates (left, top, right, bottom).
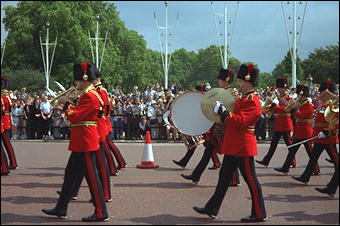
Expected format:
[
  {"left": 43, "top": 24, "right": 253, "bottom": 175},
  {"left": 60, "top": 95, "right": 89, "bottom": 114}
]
[
  {"left": 172, "top": 84, "right": 221, "bottom": 170},
  {"left": 181, "top": 68, "right": 240, "bottom": 186}
]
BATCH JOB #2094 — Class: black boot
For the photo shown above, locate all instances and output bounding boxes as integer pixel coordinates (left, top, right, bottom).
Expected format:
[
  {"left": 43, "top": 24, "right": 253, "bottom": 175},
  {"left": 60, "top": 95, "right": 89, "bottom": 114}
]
[
  {"left": 292, "top": 176, "right": 310, "bottom": 185},
  {"left": 193, "top": 206, "right": 217, "bottom": 219},
  {"left": 41, "top": 208, "right": 67, "bottom": 219},
  {"left": 172, "top": 160, "right": 185, "bottom": 169},
  {"left": 255, "top": 160, "right": 269, "bottom": 167},
  {"left": 81, "top": 214, "right": 109, "bottom": 222},
  {"left": 181, "top": 174, "right": 199, "bottom": 184},
  {"left": 240, "top": 215, "right": 266, "bottom": 223},
  {"left": 274, "top": 167, "right": 289, "bottom": 175},
  {"left": 315, "top": 187, "right": 335, "bottom": 197}
]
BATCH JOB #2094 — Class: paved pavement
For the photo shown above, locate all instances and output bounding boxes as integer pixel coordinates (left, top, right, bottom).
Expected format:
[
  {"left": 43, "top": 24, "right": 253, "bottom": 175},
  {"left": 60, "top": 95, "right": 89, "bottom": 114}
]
[{"left": 1, "top": 141, "right": 339, "bottom": 225}]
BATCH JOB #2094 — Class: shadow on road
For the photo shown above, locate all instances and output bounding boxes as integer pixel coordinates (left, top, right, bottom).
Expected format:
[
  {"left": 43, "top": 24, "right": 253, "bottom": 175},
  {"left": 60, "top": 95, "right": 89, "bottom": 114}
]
[
  {"left": 1, "top": 213, "right": 80, "bottom": 224},
  {"left": 273, "top": 211, "right": 339, "bottom": 224},
  {"left": 2, "top": 195, "right": 91, "bottom": 205},
  {"left": 115, "top": 182, "right": 215, "bottom": 189},
  {"left": 1, "top": 182, "right": 61, "bottom": 189},
  {"left": 15, "top": 172, "right": 64, "bottom": 177},
  {"left": 261, "top": 181, "right": 323, "bottom": 188},
  {"left": 263, "top": 194, "right": 338, "bottom": 203},
  {"left": 26, "top": 167, "right": 65, "bottom": 171},
  {"left": 130, "top": 214, "right": 239, "bottom": 225}
]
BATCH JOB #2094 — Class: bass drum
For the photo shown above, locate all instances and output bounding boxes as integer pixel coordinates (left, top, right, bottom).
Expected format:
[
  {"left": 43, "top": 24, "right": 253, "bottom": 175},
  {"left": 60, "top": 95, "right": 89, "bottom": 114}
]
[{"left": 170, "top": 91, "right": 214, "bottom": 136}]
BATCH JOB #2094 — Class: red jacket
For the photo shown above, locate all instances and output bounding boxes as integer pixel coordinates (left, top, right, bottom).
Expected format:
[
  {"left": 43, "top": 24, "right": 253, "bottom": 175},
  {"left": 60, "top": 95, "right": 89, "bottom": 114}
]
[
  {"left": 220, "top": 91, "right": 262, "bottom": 157},
  {"left": 94, "top": 84, "right": 109, "bottom": 143},
  {"left": 1, "top": 94, "right": 12, "bottom": 130},
  {"left": 272, "top": 94, "right": 293, "bottom": 132},
  {"left": 106, "top": 99, "right": 113, "bottom": 133},
  {"left": 292, "top": 100, "right": 314, "bottom": 139},
  {"left": 1, "top": 97, "right": 4, "bottom": 134},
  {"left": 313, "top": 104, "right": 339, "bottom": 144},
  {"left": 66, "top": 85, "right": 101, "bottom": 152}
]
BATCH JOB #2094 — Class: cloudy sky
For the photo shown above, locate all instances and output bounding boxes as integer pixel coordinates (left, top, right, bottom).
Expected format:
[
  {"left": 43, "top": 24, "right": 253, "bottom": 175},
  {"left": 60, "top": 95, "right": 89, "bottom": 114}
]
[{"left": 1, "top": 1, "right": 339, "bottom": 73}]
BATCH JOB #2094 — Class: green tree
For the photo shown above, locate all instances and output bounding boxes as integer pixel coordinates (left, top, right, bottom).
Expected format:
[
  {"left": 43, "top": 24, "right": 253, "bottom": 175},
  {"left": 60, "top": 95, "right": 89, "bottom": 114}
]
[
  {"left": 301, "top": 44, "right": 339, "bottom": 84},
  {"left": 2, "top": 1, "right": 151, "bottom": 93}
]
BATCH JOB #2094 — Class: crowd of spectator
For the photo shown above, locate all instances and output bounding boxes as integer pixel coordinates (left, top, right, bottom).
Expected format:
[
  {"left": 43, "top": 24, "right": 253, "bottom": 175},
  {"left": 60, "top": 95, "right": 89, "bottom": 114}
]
[{"left": 6, "top": 82, "right": 338, "bottom": 142}]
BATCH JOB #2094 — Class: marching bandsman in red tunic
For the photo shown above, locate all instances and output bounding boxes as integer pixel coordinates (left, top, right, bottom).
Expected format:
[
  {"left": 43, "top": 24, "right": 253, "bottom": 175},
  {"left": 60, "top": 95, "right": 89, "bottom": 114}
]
[
  {"left": 256, "top": 77, "right": 296, "bottom": 167},
  {"left": 1, "top": 96, "right": 10, "bottom": 176},
  {"left": 274, "top": 84, "right": 320, "bottom": 175},
  {"left": 1, "top": 77, "right": 18, "bottom": 169},
  {"left": 65, "top": 66, "right": 113, "bottom": 202},
  {"left": 181, "top": 69, "right": 239, "bottom": 186},
  {"left": 42, "top": 63, "right": 109, "bottom": 222},
  {"left": 103, "top": 81, "right": 127, "bottom": 171},
  {"left": 292, "top": 80, "right": 339, "bottom": 197},
  {"left": 193, "top": 63, "right": 267, "bottom": 223}
]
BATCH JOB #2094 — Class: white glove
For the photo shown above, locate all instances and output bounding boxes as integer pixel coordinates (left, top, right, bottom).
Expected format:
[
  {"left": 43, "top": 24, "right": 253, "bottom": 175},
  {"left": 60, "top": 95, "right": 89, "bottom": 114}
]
[
  {"left": 213, "top": 101, "right": 226, "bottom": 114},
  {"left": 318, "top": 131, "right": 327, "bottom": 139}
]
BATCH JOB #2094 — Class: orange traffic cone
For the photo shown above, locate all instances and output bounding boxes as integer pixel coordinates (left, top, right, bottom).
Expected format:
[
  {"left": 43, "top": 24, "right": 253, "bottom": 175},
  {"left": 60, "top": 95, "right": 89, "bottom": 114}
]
[{"left": 137, "top": 131, "right": 159, "bottom": 169}]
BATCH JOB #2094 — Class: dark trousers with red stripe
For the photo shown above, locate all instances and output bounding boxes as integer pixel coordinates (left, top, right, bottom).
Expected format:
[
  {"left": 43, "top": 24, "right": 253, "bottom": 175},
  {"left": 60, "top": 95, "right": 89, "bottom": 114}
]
[
  {"left": 72, "top": 143, "right": 111, "bottom": 201},
  {"left": 56, "top": 151, "right": 108, "bottom": 218},
  {"left": 281, "top": 139, "right": 320, "bottom": 174},
  {"left": 299, "top": 143, "right": 339, "bottom": 183},
  {"left": 103, "top": 138, "right": 118, "bottom": 175},
  {"left": 325, "top": 163, "right": 339, "bottom": 194},
  {"left": 191, "top": 145, "right": 238, "bottom": 185},
  {"left": 205, "top": 155, "right": 266, "bottom": 219},
  {"left": 261, "top": 131, "right": 296, "bottom": 166},
  {"left": 1, "top": 130, "right": 18, "bottom": 169},
  {"left": 1, "top": 140, "right": 10, "bottom": 175},
  {"left": 106, "top": 133, "right": 127, "bottom": 168}
]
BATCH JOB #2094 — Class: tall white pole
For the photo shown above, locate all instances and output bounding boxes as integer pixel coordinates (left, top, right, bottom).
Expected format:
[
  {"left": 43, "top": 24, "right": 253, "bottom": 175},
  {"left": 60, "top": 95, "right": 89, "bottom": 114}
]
[
  {"left": 96, "top": 15, "right": 99, "bottom": 69},
  {"left": 46, "top": 22, "right": 49, "bottom": 89},
  {"left": 164, "top": 1, "right": 168, "bottom": 89},
  {"left": 224, "top": 1, "right": 228, "bottom": 69},
  {"left": 292, "top": 1, "right": 297, "bottom": 88}
]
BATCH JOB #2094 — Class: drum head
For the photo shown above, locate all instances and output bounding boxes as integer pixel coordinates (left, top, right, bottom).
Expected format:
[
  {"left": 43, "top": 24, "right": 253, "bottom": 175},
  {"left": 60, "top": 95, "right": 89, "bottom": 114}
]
[{"left": 171, "top": 91, "right": 214, "bottom": 136}]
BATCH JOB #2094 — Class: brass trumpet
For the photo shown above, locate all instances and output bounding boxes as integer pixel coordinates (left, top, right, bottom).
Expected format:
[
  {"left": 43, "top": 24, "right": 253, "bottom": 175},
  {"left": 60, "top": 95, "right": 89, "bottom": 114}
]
[
  {"left": 50, "top": 86, "right": 80, "bottom": 108},
  {"left": 284, "top": 97, "right": 307, "bottom": 111}
]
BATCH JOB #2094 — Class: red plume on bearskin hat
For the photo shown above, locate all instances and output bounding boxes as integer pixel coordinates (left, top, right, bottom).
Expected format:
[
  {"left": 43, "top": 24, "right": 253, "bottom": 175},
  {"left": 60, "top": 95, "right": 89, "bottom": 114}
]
[
  {"left": 73, "top": 62, "right": 100, "bottom": 82},
  {"left": 296, "top": 84, "right": 310, "bottom": 97},
  {"left": 218, "top": 68, "right": 234, "bottom": 83},
  {"left": 237, "top": 63, "right": 259, "bottom": 86},
  {"left": 319, "top": 80, "right": 336, "bottom": 94}
]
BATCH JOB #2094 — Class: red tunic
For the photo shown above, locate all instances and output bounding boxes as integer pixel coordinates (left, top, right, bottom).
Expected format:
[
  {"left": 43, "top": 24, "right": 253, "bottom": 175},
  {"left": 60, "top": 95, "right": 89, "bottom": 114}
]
[
  {"left": 292, "top": 100, "right": 314, "bottom": 139},
  {"left": 271, "top": 95, "right": 293, "bottom": 132},
  {"left": 312, "top": 104, "right": 339, "bottom": 144},
  {"left": 1, "top": 97, "right": 4, "bottom": 134},
  {"left": 94, "top": 85, "right": 109, "bottom": 143},
  {"left": 65, "top": 86, "right": 101, "bottom": 152},
  {"left": 106, "top": 100, "right": 113, "bottom": 133},
  {"left": 1, "top": 95, "right": 12, "bottom": 130},
  {"left": 221, "top": 91, "right": 262, "bottom": 157}
]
